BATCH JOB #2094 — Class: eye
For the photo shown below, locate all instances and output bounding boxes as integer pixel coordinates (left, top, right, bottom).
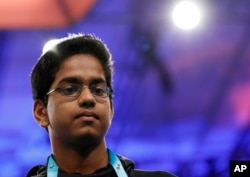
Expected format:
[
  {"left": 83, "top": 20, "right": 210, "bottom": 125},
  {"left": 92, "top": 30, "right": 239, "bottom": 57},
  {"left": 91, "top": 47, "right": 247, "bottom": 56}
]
[
  {"left": 60, "top": 84, "right": 80, "bottom": 96},
  {"left": 91, "top": 86, "right": 107, "bottom": 97}
]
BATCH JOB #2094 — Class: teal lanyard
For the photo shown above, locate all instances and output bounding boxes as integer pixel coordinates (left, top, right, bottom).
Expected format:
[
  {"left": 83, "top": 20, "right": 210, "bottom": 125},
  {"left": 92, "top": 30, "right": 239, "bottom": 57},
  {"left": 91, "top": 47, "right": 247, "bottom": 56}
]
[{"left": 47, "top": 149, "right": 128, "bottom": 177}]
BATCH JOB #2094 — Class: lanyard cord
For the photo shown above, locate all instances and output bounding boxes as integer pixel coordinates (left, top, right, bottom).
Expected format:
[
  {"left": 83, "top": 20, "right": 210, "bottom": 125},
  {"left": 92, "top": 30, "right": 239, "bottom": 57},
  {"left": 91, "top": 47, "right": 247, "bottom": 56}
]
[{"left": 47, "top": 149, "right": 128, "bottom": 177}]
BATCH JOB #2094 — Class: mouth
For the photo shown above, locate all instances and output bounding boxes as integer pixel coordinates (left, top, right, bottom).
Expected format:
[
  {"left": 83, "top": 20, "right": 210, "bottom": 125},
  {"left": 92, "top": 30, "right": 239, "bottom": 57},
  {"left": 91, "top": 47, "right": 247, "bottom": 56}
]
[{"left": 75, "top": 111, "right": 99, "bottom": 120}]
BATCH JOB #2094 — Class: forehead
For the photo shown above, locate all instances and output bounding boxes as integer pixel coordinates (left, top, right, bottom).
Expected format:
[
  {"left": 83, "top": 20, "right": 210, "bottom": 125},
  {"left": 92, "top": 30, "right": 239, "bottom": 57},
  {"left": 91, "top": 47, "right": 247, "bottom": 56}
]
[{"left": 53, "top": 54, "right": 105, "bottom": 85}]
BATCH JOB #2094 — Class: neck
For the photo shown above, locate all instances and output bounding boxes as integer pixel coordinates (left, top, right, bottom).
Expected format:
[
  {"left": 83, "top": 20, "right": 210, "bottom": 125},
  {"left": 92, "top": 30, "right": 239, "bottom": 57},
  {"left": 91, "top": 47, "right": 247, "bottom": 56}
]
[{"left": 50, "top": 140, "right": 108, "bottom": 174}]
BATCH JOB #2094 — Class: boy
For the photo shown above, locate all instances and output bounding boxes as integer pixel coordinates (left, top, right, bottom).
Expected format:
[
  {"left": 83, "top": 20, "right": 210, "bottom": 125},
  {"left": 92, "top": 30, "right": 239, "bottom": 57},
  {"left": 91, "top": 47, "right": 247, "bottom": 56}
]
[{"left": 27, "top": 33, "right": 177, "bottom": 177}]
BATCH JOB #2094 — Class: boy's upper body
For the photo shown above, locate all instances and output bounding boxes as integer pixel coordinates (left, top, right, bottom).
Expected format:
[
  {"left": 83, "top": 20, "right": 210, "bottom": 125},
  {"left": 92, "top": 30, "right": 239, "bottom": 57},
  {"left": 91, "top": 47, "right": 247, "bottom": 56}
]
[
  {"left": 27, "top": 152, "right": 176, "bottom": 177},
  {"left": 28, "top": 34, "right": 177, "bottom": 177}
]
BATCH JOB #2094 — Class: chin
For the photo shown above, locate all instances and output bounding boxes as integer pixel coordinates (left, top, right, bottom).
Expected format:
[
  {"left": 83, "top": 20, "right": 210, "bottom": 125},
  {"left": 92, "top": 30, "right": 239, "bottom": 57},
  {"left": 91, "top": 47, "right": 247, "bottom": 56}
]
[{"left": 70, "top": 132, "right": 103, "bottom": 147}]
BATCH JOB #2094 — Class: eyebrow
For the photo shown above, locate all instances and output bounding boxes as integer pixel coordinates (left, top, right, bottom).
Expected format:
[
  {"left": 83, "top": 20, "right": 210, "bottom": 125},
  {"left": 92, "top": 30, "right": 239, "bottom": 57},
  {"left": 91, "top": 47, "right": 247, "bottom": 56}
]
[
  {"left": 58, "top": 77, "right": 81, "bottom": 85},
  {"left": 57, "top": 77, "right": 106, "bottom": 85},
  {"left": 90, "top": 78, "right": 106, "bottom": 85}
]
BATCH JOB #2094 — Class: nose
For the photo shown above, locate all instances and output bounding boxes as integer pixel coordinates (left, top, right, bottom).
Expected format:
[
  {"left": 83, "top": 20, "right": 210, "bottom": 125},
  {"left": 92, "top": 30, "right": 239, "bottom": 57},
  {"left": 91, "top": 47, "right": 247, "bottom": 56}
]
[{"left": 77, "top": 86, "right": 96, "bottom": 108}]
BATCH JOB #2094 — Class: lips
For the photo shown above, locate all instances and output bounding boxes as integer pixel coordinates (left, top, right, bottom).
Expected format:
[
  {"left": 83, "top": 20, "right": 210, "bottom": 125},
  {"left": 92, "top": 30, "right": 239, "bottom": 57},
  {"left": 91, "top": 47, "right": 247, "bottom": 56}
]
[{"left": 75, "top": 111, "right": 99, "bottom": 120}]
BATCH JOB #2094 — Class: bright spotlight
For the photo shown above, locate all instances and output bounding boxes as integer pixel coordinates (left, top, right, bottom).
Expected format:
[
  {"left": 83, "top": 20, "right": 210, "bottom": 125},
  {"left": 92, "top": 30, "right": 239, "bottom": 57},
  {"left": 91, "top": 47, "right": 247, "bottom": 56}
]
[
  {"left": 42, "top": 39, "right": 60, "bottom": 54},
  {"left": 172, "top": 1, "right": 201, "bottom": 30}
]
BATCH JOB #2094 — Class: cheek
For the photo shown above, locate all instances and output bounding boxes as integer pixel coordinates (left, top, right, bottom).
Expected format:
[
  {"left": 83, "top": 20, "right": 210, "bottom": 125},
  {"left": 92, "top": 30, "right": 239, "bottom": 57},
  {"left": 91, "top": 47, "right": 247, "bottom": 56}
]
[
  {"left": 47, "top": 100, "right": 58, "bottom": 117},
  {"left": 108, "top": 102, "right": 114, "bottom": 123},
  {"left": 101, "top": 102, "right": 113, "bottom": 126},
  {"left": 108, "top": 109, "right": 113, "bottom": 125},
  {"left": 46, "top": 100, "right": 71, "bottom": 126}
]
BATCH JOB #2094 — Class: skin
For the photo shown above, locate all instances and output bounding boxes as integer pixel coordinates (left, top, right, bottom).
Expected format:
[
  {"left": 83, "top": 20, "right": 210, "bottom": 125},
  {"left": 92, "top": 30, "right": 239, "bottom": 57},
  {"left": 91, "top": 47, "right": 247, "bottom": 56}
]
[{"left": 33, "top": 54, "right": 114, "bottom": 174}]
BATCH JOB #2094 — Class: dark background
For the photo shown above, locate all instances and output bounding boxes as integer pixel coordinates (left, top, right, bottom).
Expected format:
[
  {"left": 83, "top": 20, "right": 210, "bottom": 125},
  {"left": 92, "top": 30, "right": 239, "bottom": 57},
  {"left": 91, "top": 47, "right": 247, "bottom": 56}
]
[{"left": 0, "top": 0, "right": 250, "bottom": 176}]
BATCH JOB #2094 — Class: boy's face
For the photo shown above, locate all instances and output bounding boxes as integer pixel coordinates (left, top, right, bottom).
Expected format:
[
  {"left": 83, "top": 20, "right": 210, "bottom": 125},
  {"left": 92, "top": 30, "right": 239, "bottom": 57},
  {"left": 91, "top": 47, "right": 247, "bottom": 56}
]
[{"left": 34, "top": 54, "right": 114, "bottom": 146}]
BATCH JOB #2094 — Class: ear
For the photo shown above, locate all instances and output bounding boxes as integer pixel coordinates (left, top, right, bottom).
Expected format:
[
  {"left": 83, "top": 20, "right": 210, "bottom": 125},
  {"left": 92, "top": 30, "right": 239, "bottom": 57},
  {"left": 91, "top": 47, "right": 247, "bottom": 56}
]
[{"left": 33, "top": 99, "right": 49, "bottom": 128}]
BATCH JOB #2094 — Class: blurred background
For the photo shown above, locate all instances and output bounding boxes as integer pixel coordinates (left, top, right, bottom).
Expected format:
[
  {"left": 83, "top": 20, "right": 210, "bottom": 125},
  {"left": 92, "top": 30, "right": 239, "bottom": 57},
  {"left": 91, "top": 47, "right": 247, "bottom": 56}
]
[{"left": 0, "top": 0, "right": 250, "bottom": 176}]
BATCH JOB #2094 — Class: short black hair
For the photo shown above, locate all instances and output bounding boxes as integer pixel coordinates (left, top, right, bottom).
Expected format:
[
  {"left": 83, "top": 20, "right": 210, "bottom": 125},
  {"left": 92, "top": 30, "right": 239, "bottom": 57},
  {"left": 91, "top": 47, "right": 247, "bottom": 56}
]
[{"left": 31, "top": 33, "right": 114, "bottom": 105}]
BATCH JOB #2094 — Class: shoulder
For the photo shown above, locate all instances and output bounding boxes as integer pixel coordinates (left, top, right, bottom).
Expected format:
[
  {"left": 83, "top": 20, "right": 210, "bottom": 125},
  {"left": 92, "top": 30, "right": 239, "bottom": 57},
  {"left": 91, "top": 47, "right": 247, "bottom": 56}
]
[
  {"left": 133, "top": 169, "right": 177, "bottom": 177},
  {"left": 117, "top": 154, "right": 177, "bottom": 177},
  {"left": 26, "top": 165, "right": 46, "bottom": 177}
]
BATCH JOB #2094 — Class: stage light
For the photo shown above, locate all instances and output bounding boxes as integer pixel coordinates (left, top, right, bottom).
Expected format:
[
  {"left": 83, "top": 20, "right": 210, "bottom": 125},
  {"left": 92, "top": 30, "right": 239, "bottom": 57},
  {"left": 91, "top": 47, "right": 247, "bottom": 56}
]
[
  {"left": 42, "top": 39, "right": 60, "bottom": 54},
  {"left": 172, "top": 1, "right": 201, "bottom": 30}
]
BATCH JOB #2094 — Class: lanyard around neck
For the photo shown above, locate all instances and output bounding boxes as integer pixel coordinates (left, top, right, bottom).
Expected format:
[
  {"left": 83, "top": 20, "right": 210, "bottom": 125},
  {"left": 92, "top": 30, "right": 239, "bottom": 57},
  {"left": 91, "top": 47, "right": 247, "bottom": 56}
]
[{"left": 47, "top": 149, "right": 128, "bottom": 177}]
